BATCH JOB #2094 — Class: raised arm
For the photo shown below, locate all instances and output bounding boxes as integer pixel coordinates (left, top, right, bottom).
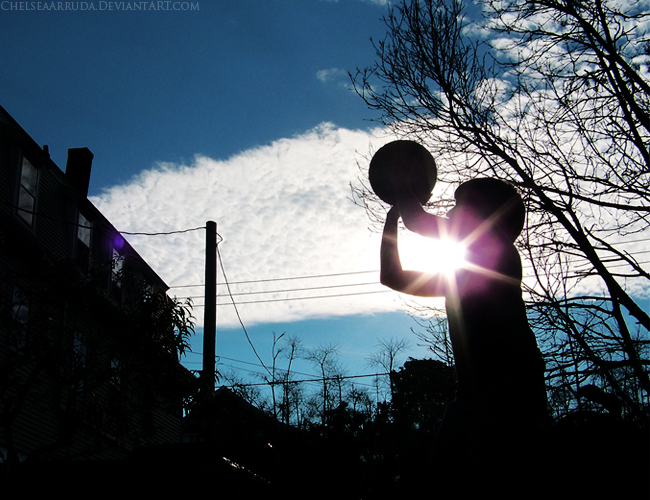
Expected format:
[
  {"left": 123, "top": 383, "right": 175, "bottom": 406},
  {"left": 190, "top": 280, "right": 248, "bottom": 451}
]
[
  {"left": 380, "top": 206, "right": 447, "bottom": 298},
  {"left": 393, "top": 187, "right": 448, "bottom": 239}
]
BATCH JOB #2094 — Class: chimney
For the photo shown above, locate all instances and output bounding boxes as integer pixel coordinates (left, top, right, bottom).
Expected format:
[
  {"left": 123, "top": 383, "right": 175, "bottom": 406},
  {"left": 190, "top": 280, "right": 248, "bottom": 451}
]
[{"left": 65, "top": 147, "right": 94, "bottom": 197}]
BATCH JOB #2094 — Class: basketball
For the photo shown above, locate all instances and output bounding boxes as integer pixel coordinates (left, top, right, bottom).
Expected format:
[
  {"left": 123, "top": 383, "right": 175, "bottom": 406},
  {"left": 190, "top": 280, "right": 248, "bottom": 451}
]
[{"left": 368, "top": 140, "right": 437, "bottom": 205}]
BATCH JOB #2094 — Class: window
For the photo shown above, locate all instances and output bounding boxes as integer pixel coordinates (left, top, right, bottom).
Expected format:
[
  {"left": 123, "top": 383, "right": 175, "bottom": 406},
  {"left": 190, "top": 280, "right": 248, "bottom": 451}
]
[
  {"left": 110, "top": 235, "right": 125, "bottom": 301},
  {"left": 17, "top": 156, "right": 38, "bottom": 226},
  {"left": 109, "top": 357, "right": 122, "bottom": 386},
  {"left": 112, "top": 247, "right": 124, "bottom": 286},
  {"left": 72, "top": 332, "right": 87, "bottom": 393},
  {"left": 142, "top": 280, "right": 154, "bottom": 302},
  {"left": 76, "top": 212, "right": 92, "bottom": 270},
  {"left": 10, "top": 285, "right": 29, "bottom": 351}
]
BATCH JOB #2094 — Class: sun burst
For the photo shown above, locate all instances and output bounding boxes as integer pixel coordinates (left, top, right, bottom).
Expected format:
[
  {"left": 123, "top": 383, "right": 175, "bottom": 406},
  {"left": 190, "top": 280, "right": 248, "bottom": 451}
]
[{"left": 399, "top": 233, "right": 466, "bottom": 276}]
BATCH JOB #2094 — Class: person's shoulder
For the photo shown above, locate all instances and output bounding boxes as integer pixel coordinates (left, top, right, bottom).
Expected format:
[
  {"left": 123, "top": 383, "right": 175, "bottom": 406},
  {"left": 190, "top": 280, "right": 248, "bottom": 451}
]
[
  {"left": 455, "top": 242, "right": 522, "bottom": 297},
  {"left": 466, "top": 239, "right": 521, "bottom": 271}
]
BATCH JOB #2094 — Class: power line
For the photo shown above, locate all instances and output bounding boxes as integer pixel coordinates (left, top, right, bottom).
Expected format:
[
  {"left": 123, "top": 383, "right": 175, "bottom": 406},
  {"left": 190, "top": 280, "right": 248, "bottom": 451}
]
[
  {"left": 3, "top": 199, "right": 214, "bottom": 240},
  {"left": 167, "top": 247, "right": 649, "bottom": 291},
  {"left": 8, "top": 198, "right": 649, "bottom": 247},
  {"left": 12, "top": 199, "right": 645, "bottom": 305},
  {"left": 121, "top": 226, "right": 215, "bottom": 238},
  {"left": 173, "top": 253, "right": 650, "bottom": 304},
  {"left": 217, "top": 244, "right": 271, "bottom": 377},
  {"left": 183, "top": 351, "right": 322, "bottom": 380},
  {"left": 220, "top": 371, "right": 391, "bottom": 389},
  {"left": 187, "top": 289, "right": 392, "bottom": 308},
  {"left": 182, "top": 354, "right": 383, "bottom": 390},
  {"left": 168, "top": 269, "right": 379, "bottom": 289},
  {"left": 173, "top": 259, "right": 649, "bottom": 308},
  {"left": 217, "top": 356, "right": 321, "bottom": 379},
  {"left": 174, "top": 281, "right": 382, "bottom": 300}
]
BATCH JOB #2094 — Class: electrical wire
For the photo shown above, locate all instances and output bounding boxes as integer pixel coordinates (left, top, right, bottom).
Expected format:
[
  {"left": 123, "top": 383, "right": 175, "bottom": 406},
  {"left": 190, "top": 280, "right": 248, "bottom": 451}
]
[
  {"left": 216, "top": 354, "right": 382, "bottom": 388},
  {"left": 121, "top": 226, "right": 215, "bottom": 238},
  {"left": 168, "top": 269, "right": 379, "bottom": 289},
  {"left": 172, "top": 259, "right": 649, "bottom": 308},
  {"left": 187, "top": 289, "right": 392, "bottom": 308},
  {"left": 9, "top": 199, "right": 645, "bottom": 307},
  {"left": 173, "top": 252, "right": 650, "bottom": 305},
  {"left": 217, "top": 244, "right": 271, "bottom": 377},
  {"left": 167, "top": 246, "right": 649, "bottom": 290},
  {"left": 175, "top": 281, "right": 381, "bottom": 299},
  {"left": 182, "top": 356, "right": 382, "bottom": 390},
  {"left": 174, "top": 281, "right": 384, "bottom": 301},
  {"left": 182, "top": 343, "right": 387, "bottom": 390},
  {"left": 2, "top": 199, "right": 218, "bottom": 240},
  {"left": 220, "top": 371, "right": 392, "bottom": 389}
]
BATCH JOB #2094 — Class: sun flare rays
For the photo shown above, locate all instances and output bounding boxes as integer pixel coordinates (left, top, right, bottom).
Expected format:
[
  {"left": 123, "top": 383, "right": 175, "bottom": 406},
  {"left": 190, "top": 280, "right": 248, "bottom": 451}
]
[{"left": 399, "top": 233, "right": 467, "bottom": 276}]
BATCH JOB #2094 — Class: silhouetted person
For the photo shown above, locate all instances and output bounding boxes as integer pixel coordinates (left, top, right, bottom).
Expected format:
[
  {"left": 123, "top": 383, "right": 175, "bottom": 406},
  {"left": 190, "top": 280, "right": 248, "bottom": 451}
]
[{"left": 380, "top": 178, "right": 548, "bottom": 494}]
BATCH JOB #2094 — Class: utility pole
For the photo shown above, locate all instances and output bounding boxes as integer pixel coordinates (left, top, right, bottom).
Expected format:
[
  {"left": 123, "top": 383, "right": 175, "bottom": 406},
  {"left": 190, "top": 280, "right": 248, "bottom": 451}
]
[{"left": 202, "top": 220, "right": 217, "bottom": 392}]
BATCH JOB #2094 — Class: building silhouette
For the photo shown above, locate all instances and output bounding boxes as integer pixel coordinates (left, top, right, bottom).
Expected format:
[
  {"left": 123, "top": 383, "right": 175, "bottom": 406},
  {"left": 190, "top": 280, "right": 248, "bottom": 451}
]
[{"left": 0, "top": 104, "right": 185, "bottom": 468}]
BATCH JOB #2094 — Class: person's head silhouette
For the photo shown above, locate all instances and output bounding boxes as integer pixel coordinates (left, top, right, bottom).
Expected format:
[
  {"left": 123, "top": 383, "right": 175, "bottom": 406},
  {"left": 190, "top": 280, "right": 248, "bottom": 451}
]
[{"left": 448, "top": 178, "right": 525, "bottom": 244}]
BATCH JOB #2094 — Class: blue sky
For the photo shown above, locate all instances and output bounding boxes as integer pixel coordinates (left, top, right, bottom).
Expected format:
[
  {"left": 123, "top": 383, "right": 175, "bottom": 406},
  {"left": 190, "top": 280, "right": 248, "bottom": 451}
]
[
  {"left": 1, "top": 1, "right": 437, "bottom": 396},
  {"left": 1, "top": 1, "right": 388, "bottom": 193}
]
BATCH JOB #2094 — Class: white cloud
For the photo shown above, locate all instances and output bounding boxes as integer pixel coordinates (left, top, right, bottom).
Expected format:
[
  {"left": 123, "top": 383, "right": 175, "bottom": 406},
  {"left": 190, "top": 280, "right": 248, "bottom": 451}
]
[
  {"left": 90, "top": 120, "right": 648, "bottom": 334},
  {"left": 90, "top": 124, "right": 426, "bottom": 328},
  {"left": 316, "top": 68, "right": 349, "bottom": 87}
]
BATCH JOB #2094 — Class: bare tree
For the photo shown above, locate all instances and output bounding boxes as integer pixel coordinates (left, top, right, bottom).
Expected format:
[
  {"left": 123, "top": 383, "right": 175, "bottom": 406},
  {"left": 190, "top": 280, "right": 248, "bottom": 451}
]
[
  {"left": 411, "top": 314, "right": 455, "bottom": 367},
  {"left": 347, "top": 386, "right": 374, "bottom": 417},
  {"left": 305, "top": 344, "right": 345, "bottom": 426},
  {"left": 278, "top": 335, "right": 304, "bottom": 426},
  {"left": 368, "top": 337, "right": 412, "bottom": 374},
  {"left": 266, "top": 331, "right": 285, "bottom": 420},
  {"left": 221, "top": 370, "right": 269, "bottom": 413},
  {"left": 351, "top": 0, "right": 649, "bottom": 418},
  {"left": 367, "top": 337, "right": 411, "bottom": 401}
]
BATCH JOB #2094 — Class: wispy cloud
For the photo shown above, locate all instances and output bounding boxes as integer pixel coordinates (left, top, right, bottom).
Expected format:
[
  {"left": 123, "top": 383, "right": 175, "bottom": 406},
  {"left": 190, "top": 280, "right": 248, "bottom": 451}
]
[
  {"left": 90, "top": 124, "right": 421, "bottom": 328},
  {"left": 316, "top": 67, "right": 350, "bottom": 88}
]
